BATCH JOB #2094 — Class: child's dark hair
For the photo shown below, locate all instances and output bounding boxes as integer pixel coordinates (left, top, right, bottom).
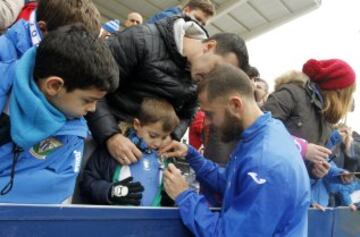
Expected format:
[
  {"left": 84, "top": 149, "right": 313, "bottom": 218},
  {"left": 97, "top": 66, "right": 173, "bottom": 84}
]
[
  {"left": 37, "top": 0, "right": 101, "bottom": 33},
  {"left": 137, "top": 98, "right": 180, "bottom": 133},
  {"left": 34, "top": 24, "right": 119, "bottom": 93}
]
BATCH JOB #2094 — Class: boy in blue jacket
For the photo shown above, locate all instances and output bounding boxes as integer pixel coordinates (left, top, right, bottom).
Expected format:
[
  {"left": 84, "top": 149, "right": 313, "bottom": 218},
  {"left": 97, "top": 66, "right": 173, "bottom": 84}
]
[
  {"left": 147, "top": 0, "right": 215, "bottom": 26},
  {"left": 0, "top": 24, "right": 119, "bottom": 204},
  {"left": 0, "top": 0, "right": 100, "bottom": 62},
  {"left": 160, "top": 64, "right": 310, "bottom": 237},
  {"left": 81, "top": 98, "right": 180, "bottom": 206}
]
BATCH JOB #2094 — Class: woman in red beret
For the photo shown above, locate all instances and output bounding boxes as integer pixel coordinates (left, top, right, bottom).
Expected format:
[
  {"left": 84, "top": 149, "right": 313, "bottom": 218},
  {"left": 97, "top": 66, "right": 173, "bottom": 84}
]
[
  {"left": 264, "top": 58, "right": 355, "bottom": 146},
  {"left": 263, "top": 58, "right": 356, "bottom": 210}
]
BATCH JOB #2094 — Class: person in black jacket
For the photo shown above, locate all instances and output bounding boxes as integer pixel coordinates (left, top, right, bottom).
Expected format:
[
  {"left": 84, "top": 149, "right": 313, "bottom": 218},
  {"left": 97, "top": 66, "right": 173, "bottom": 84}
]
[{"left": 86, "top": 16, "right": 250, "bottom": 166}]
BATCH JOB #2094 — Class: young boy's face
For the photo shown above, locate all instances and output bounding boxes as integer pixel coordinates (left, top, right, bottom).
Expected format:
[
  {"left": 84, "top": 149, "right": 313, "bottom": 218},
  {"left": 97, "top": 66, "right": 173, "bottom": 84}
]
[
  {"left": 51, "top": 88, "right": 106, "bottom": 119},
  {"left": 38, "top": 76, "right": 107, "bottom": 119},
  {"left": 133, "top": 120, "right": 171, "bottom": 150}
]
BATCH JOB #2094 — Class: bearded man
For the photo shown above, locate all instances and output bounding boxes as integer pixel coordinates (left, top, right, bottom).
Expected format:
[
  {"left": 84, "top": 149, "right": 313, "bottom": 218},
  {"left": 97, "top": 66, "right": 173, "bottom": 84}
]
[{"left": 159, "top": 64, "right": 311, "bottom": 237}]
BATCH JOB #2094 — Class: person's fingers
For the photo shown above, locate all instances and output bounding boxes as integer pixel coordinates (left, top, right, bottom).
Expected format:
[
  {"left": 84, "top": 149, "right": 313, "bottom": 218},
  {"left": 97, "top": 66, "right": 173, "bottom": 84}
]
[
  {"left": 114, "top": 155, "right": 127, "bottom": 165},
  {"left": 164, "top": 151, "right": 182, "bottom": 158},
  {"left": 316, "top": 165, "right": 327, "bottom": 174},
  {"left": 317, "top": 150, "right": 330, "bottom": 159},
  {"left": 316, "top": 145, "right": 332, "bottom": 155},
  {"left": 124, "top": 148, "right": 139, "bottom": 164},
  {"left": 158, "top": 142, "right": 175, "bottom": 154},
  {"left": 121, "top": 155, "right": 132, "bottom": 165},
  {"left": 312, "top": 168, "right": 321, "bottom": 178},
  {"left": 119, "top": 176, "right": 133, "bottom": 184},
  {"left": 167, "top": 163, "right": 181, "bottom": 175},
  {"left": 163, "top": 169, "right": 175, "bottom": 180},
  {"left": 132, "top": 145, "right": 142, "bottom": 160},
  {"left": 321, "top": 161, "right": 331, "bottom": 169},
  {"left": 312, "top": 155, "right": 325, "bottom": 163},
  {"left": 314, "top": 203, "right": 326, "bottom": 212}
]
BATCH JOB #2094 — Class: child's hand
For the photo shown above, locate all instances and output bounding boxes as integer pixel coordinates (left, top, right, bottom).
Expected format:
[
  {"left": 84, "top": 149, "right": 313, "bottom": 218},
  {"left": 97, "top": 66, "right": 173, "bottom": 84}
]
[
  {"left": 159, "top": 140, "right": 188, "bottom": 159},
  {"left": 163, "top": 164, "right": 189, "bottom": 200},
  {"left": 340, "top": 171, "right": 354, "bottom": 184},
  {"left": 109, "top": 177, "right": 144, "bottom": 205},
  {"left": 349, "top": 204, "right": 357, "bottom": 212},
  {"left": 312, "top": 203, "right": 326, "bottom": 212}
]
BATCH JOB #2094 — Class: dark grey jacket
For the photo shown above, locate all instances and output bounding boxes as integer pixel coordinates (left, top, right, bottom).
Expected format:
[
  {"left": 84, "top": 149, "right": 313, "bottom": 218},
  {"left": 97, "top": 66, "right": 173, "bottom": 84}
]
[{"left": 263, "top": 78, "right": 332, "bottom": 145}]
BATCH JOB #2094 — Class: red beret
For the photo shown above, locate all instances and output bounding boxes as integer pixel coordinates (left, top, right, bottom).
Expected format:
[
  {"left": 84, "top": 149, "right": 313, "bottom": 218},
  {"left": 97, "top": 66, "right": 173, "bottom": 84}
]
[{"left": 302, "top": 59, "right": 356, "bottom": 90}]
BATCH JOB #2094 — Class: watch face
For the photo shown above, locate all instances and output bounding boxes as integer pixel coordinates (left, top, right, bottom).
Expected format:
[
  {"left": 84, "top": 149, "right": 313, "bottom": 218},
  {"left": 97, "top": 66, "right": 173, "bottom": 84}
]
[{"left": 114, "top": 185, "right": 129, "bottom": 197}]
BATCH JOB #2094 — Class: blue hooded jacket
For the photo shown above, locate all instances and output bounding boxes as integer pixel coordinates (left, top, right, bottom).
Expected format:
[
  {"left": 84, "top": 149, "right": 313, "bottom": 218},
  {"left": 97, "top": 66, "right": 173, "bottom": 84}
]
[
  {"left": 327, "top": 179, "right": 360, "bottom": 206},
  {"left": 0, "top": 18, "right": 41, "bottom": 111},
  {"left": 147, "top": 7, "right": 182, "bottom": 24},
  {"left": 310, "top": 130, "right": 345, "bottom": 206},
  {"left": 175, "top": 113, "right": 310, "bottom": 237},
  {"left": 0, "top": 19, "right": 36, "bottom": 62},
  {"left": 0, "top": 47, "right": 88, "bottom": 204}
]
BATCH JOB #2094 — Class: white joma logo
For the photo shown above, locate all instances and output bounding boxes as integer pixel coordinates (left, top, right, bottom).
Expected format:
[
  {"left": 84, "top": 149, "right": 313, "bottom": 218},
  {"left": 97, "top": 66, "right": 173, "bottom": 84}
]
[{"left": 248, "top": 172, "right": 267, "bottom": 184}]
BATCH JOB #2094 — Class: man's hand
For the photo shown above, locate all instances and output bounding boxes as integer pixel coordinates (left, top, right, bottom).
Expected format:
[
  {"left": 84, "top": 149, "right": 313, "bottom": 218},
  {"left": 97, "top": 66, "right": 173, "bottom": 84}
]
[
  {"left": 339, "top": 126, "right": 353, "bottom": 154},
  {"left": 340, "top": 171, "right": 354, "bottom": 184},
  {"left": 349, "top": 204, "right": 358, "bottom": 212},
  {"left": 109, "top": 177, "right": 144, "bottom": 205},
  {"left": 311, "top": 161, "right": 330, "bottom": 178},
  {"left": 312, "top": 203, "right": 326, "bottom": 212},
  {"left": 106, "top": 133, "right": 142, "bottom": 165},
  {"left": 163, "top": 163, "right": 189, "bottom": 200},
  {"left": 305, "top": 143, "right": 331, "bottom": 163},
  {"left": 159, "top": 140, "right": 189, "bottom": 159}
]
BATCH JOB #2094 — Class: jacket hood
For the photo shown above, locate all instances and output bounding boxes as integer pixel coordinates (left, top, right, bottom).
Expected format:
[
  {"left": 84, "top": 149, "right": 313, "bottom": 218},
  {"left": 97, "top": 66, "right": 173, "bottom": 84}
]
[
  {"left": 274, "top": 70, "right": 310, "bottom": 91},
  {"left": 9, "top": 47, "right": 87, "bottom": 149}
]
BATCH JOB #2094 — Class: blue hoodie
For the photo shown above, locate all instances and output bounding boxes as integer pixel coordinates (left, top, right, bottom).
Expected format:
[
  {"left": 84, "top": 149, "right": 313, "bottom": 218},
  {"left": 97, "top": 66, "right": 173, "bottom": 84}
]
[
  {"left": 310, "top": 130, "right": 345, "bottom": 206},
  {"left": 147, "top": 7, "right": 182, "bottom": 24},
  {"left": 175, "top": 113, "right": 310, "bottom": 237},
  {"left": 0, "top": 18, "right": 41, "bottom": 111},
  {"left": 0, "top": 19, "right": 36, "bottom": 62},
  {"left": 0, "top": 47, "right": 88, "bottom": 204}
]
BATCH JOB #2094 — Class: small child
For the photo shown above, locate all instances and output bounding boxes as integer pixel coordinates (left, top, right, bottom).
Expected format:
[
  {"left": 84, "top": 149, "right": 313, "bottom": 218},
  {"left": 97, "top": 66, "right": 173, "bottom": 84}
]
[
  {"left": 310, "top": 130, "right": 353, "bottom": 210},
  {"left": 81, "top": 98, "right": 180, "bottom": 206},
  {"left": 328, "top": 177, "right": 360, "bottom": 211}
]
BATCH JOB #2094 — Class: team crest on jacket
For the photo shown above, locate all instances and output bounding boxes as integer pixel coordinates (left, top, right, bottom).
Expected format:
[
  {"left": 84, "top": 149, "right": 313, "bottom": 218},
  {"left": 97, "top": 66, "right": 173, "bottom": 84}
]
[{"left": 29, "top": 138, "right": 63, "bottom": 160}]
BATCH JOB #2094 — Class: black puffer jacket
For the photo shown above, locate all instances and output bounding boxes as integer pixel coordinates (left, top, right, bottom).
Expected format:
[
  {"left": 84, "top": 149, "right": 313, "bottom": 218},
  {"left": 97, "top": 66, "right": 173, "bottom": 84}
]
[
  {"left": 87, "top": 17, "right": 197, "bottom": 144},
  {"left": 263, "top": 71, "right": 332, "bottom": 145}
]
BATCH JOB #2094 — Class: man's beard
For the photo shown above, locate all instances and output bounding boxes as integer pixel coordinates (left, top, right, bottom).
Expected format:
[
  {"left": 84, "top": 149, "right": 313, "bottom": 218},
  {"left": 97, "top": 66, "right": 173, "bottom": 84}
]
[{"left": 219, "top": 109, "right": 243, "bottom": 143}]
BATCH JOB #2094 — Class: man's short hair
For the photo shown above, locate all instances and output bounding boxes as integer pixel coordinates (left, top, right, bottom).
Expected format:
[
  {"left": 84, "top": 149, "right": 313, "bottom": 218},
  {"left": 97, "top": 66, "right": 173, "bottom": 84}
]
[
  {"left": 183, "top": 0, "right": 215, "bottom": 16},
  {"left": 254, "top": 77, "right": 269, "bottom": 94},
  {"left": 37, "top": 0, "right": 101, "bottom": 33},
  {"left": 247, "top": 66, "right": 260, "bottom": 79},
  {"left": 204, "top": 33, "right": 250, "bottom": 74},
  {"left": 34, "top": 24, "right": 119, "bottom": 93},
  {"left": 137, "top": 98, "right": 180, "bottom": 133},
  {"left": 198, "top": 64, "right": 254, "bottom": 102}
]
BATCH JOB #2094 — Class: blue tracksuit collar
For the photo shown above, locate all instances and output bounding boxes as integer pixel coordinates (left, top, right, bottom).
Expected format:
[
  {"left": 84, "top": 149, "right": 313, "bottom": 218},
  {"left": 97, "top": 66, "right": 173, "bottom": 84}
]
[
  {"left": 240, "top": 112, "right": 271, "bottom": 141},
  {"left": 9, "top": 47, "right": 83, "bottom": 149}
]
